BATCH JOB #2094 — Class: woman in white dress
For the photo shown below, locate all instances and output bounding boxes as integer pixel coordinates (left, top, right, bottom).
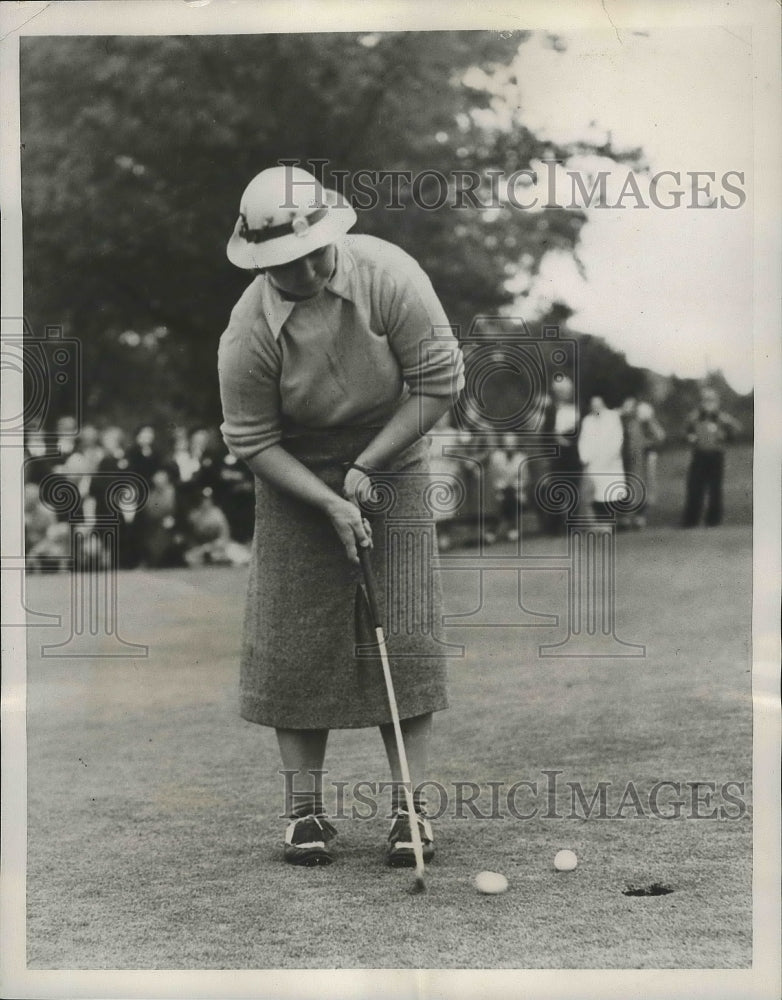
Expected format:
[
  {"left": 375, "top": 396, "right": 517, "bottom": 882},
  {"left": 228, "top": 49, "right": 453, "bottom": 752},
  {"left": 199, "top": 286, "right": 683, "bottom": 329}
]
[{"left": 578, "top": 396, "right": 627, "bottom": 521}]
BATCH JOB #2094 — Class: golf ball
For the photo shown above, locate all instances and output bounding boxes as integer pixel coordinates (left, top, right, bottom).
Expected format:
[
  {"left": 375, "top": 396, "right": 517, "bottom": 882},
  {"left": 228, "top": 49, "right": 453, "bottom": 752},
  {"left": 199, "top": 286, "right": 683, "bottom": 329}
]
[
  {"left": 474, "top": 871, "right": 508, "bottom": 894},
  {"left": 553, "top": 849, "right": 578, "bottom": 871}
]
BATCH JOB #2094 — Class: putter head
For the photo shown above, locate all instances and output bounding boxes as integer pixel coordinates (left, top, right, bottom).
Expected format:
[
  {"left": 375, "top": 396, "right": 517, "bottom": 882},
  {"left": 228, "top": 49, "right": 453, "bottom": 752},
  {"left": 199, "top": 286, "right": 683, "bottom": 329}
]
[{"left": 408, "top": 872, "right": 427, "bottom": 895}]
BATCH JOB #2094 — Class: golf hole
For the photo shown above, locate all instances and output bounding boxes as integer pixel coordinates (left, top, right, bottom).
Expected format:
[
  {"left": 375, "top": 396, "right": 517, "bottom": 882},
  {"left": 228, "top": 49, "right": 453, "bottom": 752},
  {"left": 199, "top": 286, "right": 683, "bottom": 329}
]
[{"left": 622, "top": 882, "right": 674, "bottom": 897}]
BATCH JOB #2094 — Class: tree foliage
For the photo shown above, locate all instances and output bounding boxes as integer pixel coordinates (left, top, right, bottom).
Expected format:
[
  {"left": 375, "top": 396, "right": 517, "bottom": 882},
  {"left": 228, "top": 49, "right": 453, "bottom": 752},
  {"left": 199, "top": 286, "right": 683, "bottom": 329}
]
[{"left": 21, "top": 32, "right": 623, "bottom": 428}]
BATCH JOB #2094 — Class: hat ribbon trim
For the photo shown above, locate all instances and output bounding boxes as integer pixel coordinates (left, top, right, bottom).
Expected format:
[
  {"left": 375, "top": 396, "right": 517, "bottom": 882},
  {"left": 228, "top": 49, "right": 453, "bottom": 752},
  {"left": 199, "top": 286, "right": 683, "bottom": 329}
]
[{"left": 240, "top": 206, "right": 329, "bottom": 244}]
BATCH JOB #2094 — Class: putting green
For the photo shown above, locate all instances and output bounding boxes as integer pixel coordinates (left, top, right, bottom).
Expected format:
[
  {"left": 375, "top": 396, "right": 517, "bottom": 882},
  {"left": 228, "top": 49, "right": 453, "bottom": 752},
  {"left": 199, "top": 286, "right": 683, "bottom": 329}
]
[{"left": 24, "top": 519, "right": 752, "bottom": 969}]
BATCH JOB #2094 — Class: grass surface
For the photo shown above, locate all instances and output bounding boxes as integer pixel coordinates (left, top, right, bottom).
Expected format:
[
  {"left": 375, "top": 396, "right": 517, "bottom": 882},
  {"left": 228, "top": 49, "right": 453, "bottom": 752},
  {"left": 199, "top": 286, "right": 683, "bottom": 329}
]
[{"left": 25, "top": 448, "right": 753, "bottom": 969}]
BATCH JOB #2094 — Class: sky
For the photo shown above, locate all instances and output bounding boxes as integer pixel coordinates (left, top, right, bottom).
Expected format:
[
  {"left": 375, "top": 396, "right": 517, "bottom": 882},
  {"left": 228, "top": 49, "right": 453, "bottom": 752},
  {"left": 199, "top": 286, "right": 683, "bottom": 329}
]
[{"left": 506, "top": 27, "right": 755, "bottom": 393}]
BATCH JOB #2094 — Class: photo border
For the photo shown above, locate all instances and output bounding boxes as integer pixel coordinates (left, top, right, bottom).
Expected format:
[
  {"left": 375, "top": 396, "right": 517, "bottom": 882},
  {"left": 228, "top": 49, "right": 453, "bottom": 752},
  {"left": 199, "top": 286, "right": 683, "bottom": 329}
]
[{"left": 2, "top": 2, "right": 779, "bottom": 998}]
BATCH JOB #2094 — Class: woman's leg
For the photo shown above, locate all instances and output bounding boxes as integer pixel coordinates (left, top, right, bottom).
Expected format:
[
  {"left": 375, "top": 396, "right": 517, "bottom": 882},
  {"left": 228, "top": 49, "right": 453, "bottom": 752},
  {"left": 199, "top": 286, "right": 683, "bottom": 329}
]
[
  {"left": 379, "top": 712, "right": 432, "bottom": 813},
  {"left": 276, "top": 728, "right": 336, "bottom": 866},
  {"left": 276, "top": 727, "right": 329, "bottom": 817}
]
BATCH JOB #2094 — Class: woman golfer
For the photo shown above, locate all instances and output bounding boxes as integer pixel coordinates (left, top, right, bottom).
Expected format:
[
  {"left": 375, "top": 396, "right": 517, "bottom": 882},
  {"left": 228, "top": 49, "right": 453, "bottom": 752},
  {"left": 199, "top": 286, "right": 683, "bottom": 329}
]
[{"left": 218, "top": 165, "right": 464, "bottom": 867}]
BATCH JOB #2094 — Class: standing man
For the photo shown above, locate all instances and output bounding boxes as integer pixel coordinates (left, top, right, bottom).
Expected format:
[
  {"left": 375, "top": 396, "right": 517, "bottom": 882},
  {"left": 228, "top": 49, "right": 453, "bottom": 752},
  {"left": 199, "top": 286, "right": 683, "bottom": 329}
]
[{"left": 682, "top": 387, "right": 742, "bottom": 527}]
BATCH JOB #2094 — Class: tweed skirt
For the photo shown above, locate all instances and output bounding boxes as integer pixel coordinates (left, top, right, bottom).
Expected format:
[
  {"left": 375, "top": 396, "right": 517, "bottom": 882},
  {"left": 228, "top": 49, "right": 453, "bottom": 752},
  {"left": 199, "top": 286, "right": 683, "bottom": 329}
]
[{"left": 239, "top": 427, "right": 449, "bottom": 730}]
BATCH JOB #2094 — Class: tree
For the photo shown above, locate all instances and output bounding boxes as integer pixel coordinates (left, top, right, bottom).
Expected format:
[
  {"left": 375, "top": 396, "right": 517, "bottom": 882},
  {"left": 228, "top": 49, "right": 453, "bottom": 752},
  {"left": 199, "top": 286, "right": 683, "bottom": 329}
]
[{"left": 20, "top": 32, "right": 628, "bottom": 430}]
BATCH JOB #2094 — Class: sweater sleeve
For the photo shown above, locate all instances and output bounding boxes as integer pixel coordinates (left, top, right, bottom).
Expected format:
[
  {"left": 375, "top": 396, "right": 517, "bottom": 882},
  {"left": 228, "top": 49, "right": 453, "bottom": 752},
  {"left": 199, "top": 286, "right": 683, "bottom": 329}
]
[
  {"left": 218, "top": 320, "right": 283, "bottom": 463},
  {"left": 381, "top": 261, "right": 465, "bottom": 399}
]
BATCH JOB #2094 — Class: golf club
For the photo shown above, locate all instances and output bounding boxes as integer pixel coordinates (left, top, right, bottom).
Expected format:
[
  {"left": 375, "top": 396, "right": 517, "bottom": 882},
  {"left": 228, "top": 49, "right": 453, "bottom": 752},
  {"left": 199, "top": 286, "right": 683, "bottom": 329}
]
[{"left": 358, "top": 543, "right": 427, "bottom": 894}]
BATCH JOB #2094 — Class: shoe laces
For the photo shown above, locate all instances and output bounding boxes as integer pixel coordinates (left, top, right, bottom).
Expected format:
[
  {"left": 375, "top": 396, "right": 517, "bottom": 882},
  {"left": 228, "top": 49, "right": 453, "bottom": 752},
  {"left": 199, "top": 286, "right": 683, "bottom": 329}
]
[
  {"left": 389, "top": 808, "right": 433, "bottom": 845},
  {"left": 287, "top": 813, "right": 338, "bottom": 845}
]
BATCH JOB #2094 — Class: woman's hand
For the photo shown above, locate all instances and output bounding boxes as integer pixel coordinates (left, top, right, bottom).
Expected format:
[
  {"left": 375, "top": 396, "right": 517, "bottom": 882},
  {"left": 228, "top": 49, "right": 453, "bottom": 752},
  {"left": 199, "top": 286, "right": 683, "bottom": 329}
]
[
  {"left": 244, "top": 445, "right": 374, "bottom": 565},
  {"left": 324, "top": 495, "right": 372, "bottom": 564},
  {"left": 342, "top": 466, "right": 376, "bottom": 506}
]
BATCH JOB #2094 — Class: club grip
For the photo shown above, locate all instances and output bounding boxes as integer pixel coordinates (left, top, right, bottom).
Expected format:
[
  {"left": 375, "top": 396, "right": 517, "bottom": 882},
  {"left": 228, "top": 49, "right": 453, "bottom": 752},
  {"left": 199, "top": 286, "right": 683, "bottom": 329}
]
[{"left": 358, "top": 545, "right": 382, "bottom": 628}]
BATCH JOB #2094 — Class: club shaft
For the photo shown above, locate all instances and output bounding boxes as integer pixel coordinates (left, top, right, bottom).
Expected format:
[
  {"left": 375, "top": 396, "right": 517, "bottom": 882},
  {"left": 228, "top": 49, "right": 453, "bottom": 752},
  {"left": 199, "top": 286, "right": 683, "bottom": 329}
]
[
  {"left": 374, "top": 625, "right": 426, "bottom": 880},
  {"left": 359, "top": 547, "right": 426, "bottom": 879}
]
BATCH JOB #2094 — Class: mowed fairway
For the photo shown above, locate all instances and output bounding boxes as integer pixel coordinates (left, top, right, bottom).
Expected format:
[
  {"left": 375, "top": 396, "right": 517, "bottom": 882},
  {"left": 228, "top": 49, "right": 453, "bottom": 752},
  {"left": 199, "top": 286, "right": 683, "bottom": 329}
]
[{"left": 25, "top": 450, "right": 753, "bottom": 970}]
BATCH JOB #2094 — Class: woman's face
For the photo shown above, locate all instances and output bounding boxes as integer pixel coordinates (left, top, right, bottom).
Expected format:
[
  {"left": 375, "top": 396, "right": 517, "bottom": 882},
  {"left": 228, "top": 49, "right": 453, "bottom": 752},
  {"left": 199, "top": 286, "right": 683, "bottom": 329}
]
[{"left": 266, "top": 244, "right": 336, "bottom": 299}]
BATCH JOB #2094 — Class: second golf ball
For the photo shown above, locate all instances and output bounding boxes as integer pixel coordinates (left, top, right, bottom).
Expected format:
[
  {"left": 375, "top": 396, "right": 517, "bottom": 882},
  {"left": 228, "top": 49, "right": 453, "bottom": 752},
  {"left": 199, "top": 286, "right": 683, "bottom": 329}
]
[
  {"left": 475, "top": 871, "right": 508, "bottom": 894},
  {"left": 553, "top": 849, "right": 578, "bottom": 871}
]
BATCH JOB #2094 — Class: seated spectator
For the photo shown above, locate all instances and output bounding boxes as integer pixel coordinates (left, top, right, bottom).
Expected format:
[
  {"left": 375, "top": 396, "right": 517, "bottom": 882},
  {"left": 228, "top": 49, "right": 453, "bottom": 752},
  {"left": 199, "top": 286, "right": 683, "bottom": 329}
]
[
  {"left": 23, "top": 420, "right": 280, "bottom": 569},
  {"left": 470, "top": 432, "right": 501, "bottom": 545},
  {"left": 47, "top": 433, "right": 92, "bottom": 525},
  {"left": 126, "top": 424, "right": 162, "bottom": 485},
  {"left": 170, "top": 425, "right": 200, "bottom": 485},
  {"left": 428, "top": 426, "right": 496, "bottom": 549},
  {"left": 26, "top": 479, "right": 70, "bottom": 572},
  {"left": 429, "top": 424, "right": 505, "bottom": 548},
  {"left": 54, "top": 414, "right": 78, "bottom": 460},
  {"left": 24, "top": 431, "right": 58, "bottom": 485},
  {"left": 489, "top": 431, "right": 528, "bottom": 542},
  {"left": 77, "top": 424, "right": 105, "bottom": 474},
  {"left": 92, "top": 427, "right": 138, "bottom": 568},
  {"left": 188, "top": 427, "right": 222, "bottom": 493},
  {"left": 24, "top": 482, "right": 56, "bottom": 554},
  {"left": 58, "top": 428, "right": 104, "bottom": 524},
  {"left": 173, "top": 426, "right": 221, "bottom": 527},
  {"left": 134, "top": 467, "right": 185, "bottom": 568},
  {"left": 212, "top": 449, "right": 256, "bottom": 545},
  {"left": 183, "top": 487, "right": 250, "bottom": 567},
  {"left": 27, "top": 523, "right": 71, "bottom": 572},
  {"left": 428, "top": 422, "right": 469, "bottom": 552}
]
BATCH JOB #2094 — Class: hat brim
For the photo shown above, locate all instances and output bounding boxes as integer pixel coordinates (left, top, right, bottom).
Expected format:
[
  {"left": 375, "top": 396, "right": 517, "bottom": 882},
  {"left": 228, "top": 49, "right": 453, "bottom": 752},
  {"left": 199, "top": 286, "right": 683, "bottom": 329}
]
[{"left": 226, "top": 188, "right": 357, "bottom": 270}]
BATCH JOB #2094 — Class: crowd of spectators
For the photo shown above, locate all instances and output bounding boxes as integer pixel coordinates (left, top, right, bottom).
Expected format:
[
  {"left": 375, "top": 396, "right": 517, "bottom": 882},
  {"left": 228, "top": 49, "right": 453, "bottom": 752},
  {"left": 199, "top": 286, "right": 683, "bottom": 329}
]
[
  {"left": 23, "top": 383, "right": 739, "bottom": 570},
  {"left": 24, "top": 419, "right": 254, "bottom": 571},
  {"left": 430, "top": 381, "right": 668, "bottom": 548}
]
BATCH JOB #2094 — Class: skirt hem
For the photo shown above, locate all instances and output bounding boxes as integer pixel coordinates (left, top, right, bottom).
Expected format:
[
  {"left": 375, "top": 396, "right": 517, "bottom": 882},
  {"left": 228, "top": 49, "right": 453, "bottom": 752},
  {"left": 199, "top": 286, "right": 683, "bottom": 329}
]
[{"left": 239, "top": 695, "right": 449, "bottom": 731}]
